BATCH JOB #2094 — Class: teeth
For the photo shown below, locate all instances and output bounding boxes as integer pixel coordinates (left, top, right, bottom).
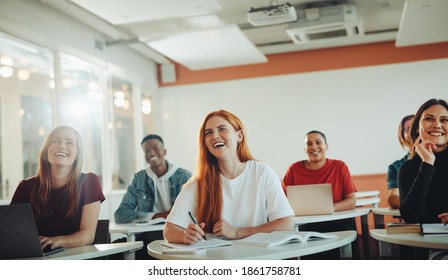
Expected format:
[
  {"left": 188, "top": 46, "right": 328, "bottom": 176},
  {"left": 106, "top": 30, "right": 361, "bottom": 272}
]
[
  {"left": 55, "top": 153, "right": 67, "bottom": 158},
  {"left": 429, "top": 132, "right": 443, "bottom": 136},
  {"left": 150, "top": 156, "right": 158, "bottom": 161},
  {"left": 213, "top": 142, "right": 225, "bottom": 148}
]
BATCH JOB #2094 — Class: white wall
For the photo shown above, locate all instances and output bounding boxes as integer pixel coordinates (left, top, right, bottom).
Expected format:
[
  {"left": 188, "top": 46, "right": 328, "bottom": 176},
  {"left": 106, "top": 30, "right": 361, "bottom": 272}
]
[{"left": 158, "top": 58, "right": 448, "bottom": 178}]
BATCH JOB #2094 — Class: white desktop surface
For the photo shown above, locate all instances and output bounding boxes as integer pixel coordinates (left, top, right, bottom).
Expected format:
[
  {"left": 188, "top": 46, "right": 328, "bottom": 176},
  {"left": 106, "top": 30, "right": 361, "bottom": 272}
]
[
  {"left": 370, "top": 229, "right": 448, "bottom": 250},
  {"left": 109, "top": 222, "right": 164, "bottom": 237},
  {"left": 371, "top": 208, "right": 400, "bottom": 217},
  {"left": 147, "top": 230, "right": 357, "bottom": 260},
  {"left": 294, "top": 208, "right": 370, "bottom": 224},
  {"left": 20, "top": 241, "right": 143, "bottom": 260}
]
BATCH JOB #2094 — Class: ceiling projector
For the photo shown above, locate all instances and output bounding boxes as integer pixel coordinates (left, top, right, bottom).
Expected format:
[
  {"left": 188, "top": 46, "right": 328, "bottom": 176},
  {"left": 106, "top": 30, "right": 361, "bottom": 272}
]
[{"left": 247, "top": 2, "right": 297, "bottom": 27}]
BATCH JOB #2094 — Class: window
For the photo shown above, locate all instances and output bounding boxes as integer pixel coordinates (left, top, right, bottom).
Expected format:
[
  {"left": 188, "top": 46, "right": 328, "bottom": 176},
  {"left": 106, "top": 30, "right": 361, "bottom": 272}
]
[
  {"left": 111, "top": 76, "right": 135, "bottom": 190},
  {"left": 0, "top": 32, "right": 54, "bottom": 199}
]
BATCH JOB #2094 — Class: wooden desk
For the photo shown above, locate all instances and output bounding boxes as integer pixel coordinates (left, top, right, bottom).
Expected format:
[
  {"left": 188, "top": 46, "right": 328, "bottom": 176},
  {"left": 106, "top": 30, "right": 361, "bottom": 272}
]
[
  {"left": 148, "top": 230, "right": 357, "bottom": 260},
  {"left": 294, "top": 208, "right": 371, "bottom": 259},
  {"left": 109, "top": 222, "right": 164, "bottom": 259},
  {"left": 21, "top": 241, "right": 143, "bottom": 260},
  {"left": 370, "top": 229, "right": 448, "bottom": 252}
]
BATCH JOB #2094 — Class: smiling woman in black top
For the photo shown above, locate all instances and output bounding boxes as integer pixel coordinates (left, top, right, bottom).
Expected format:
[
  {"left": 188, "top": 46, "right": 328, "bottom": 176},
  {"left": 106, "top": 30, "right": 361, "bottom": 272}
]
[{"left": 398, "top": 98, "right": 448, "bottom": 260}]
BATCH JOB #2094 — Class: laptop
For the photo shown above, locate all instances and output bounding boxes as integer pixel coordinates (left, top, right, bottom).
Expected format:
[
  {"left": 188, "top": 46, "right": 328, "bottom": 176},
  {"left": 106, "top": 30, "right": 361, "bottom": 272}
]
[
  {"left": 286, "top": 184, "right": 334, "bottom": 216},
  {"left": 0, "top": 204, "right": 65, "bottom": 259}
]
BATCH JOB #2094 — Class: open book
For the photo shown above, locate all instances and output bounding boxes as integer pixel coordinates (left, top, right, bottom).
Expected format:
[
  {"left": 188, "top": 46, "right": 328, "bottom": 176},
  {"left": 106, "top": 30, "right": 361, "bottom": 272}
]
[
  {"left": 132, "top": 217, "right": 166, "bottom": 226},
  {"left": 233, "top": 231, "right": 338, "bottom": 247},
  {"left": 421, "top": 223, "right": 448, "bottom": 235}
]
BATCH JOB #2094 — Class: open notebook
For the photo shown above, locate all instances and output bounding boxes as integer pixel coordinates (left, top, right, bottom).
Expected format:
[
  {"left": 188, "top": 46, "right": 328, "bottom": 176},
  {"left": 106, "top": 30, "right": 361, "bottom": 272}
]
[
  {"left": 0, "top": 204, "right": 65, "bottom": 259},
  {"left": 160, "top": 237, "right": 232, "bottom": 250}
]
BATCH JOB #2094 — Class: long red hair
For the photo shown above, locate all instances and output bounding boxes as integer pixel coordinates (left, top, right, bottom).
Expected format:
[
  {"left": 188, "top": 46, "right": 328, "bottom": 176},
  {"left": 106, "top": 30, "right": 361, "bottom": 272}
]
[{"left": 196, "top": 110, "right": 254, "bottom": 232}]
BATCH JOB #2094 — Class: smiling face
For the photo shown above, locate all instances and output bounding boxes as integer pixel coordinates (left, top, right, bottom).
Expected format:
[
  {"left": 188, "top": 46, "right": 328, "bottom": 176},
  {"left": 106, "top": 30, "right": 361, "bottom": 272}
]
[
  {"left": 418, "top": 104, "right": 448, "bottom": 152},
  {"left": 304, "top": 133, "right": 328, "bottom": 163},
  {"left": 47, "top": 128, "right": 78, "bottom": 168},
  {"left": 204, "top": 116, "right": 242, "bottom": 161},
  {"left": 142, "top": 138, "right": 166, "bottom": 168}
]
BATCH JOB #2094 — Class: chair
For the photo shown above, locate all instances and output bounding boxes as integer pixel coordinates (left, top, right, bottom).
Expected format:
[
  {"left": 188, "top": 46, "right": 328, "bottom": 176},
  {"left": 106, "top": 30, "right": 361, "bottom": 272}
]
[
  {"left": 91, "top": 219, "right": 110, "bottom": 260},
  {"left": 93, "top": 219, "right": 110, "bottom": 244}
]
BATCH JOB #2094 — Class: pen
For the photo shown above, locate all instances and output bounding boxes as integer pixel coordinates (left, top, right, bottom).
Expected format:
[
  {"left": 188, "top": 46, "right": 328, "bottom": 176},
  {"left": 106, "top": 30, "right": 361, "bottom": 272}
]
[{"left": 188, "top": 210, "right": 207, "bottom": 241}]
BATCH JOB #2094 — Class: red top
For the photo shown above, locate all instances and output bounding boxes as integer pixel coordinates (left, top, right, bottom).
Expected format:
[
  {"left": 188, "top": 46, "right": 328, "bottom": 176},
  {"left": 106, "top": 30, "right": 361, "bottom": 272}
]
[
  {"left": 282, "top": 159, "right": 357, "bottom": 202},
  {"left": 11, "top": 172, "right": 105, "bottom": 237}
]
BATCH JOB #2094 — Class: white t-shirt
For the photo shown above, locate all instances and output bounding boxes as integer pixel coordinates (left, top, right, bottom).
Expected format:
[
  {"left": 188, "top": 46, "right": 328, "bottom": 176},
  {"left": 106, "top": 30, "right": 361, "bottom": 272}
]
[{"left": 166, "top": 160, "right": 294, "bottom": 229}]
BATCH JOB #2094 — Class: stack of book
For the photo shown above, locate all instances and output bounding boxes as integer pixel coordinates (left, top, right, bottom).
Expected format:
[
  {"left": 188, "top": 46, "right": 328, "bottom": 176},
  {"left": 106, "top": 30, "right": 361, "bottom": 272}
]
[{"left": 386, "top": 222, "right": 421, "bottom": 234}]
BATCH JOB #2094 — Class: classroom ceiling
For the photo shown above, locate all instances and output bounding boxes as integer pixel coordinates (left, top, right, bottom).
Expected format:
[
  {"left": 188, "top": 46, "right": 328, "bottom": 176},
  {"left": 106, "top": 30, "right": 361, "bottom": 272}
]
[{"left": 42, "top": 0, "right": 448, "bottom": 70}]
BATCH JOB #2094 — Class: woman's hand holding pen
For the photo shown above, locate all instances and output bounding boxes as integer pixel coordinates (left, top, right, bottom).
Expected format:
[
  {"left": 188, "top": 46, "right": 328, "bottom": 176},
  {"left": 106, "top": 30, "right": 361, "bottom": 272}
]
[{"left": 182, "top": 222, "right": 206, "bottom": 245}]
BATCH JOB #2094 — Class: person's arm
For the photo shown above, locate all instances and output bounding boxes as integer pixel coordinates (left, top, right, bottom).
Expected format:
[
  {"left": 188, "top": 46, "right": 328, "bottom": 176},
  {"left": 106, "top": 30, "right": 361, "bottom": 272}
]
[
  {"left": 399, "top": 160, "right": 434, "bottom": 223},
  {"left": 334, "top": 192, "right": 356, "bottom": 211},
  {"left": 212, "top": 216, "right": 294, "bottom": 240},
  {"left": 163, "top": 221, "right": 206, "bottom": 244},
  {"left": 114, "top": 174, "right": 154, "bottom": 223},
  {"left": 387, "top": 188, "right": 400, "bottom": 209},
  {"left": 39, "top": 201, "right": 101, "bottom": 248},
  {"left": 282, "top": 164, "right": 295, "bottom": 193},
  {"left": 386, "top": 162, "right": 401, "bottom": 209}
]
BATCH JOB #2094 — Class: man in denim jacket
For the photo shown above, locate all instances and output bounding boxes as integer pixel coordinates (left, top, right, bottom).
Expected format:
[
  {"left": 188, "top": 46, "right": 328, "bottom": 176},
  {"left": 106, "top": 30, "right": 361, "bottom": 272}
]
[{"left": 114, "top": 134, "right": 192, "bottom": 259}]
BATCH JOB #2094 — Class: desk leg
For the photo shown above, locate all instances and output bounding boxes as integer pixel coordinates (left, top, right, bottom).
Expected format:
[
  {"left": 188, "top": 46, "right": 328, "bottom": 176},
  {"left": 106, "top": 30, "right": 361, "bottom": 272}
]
[
  {"left": 373, "top": 214, "right": 385, "bottom": 229},
  {"left": 378, "top": 240, "right": 393, "bottom": 258},
  {"left": 373, "top": 215, "right": 392, "bottom": 258},
  {"left": 339, "top": 243, "right": 353, "bottom": 259},
  {"left": 123, "top": 234, "right": 136, "bottom": 260},
  {"left": 360, "top": 214, "right": 370, "bottom": 259}
]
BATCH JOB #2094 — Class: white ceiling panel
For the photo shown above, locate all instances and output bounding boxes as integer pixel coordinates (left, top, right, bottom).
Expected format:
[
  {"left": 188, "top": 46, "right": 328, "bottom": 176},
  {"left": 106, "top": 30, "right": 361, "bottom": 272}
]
[
  {"left": 146, "top": 25, "right": 268, "bottom": 70},
  {"left": 396, "top": 0, "right": 448, "bottom": 47},
  {"left": 70, "top": 0, "right": 221, "bottom": 25}
]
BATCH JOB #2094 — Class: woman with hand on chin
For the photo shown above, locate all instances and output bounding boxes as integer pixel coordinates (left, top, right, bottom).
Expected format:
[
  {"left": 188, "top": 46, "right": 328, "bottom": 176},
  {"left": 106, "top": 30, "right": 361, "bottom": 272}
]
[
  {"left": 11, "top": 126, "right": 105, "bottom": 250},
  {"left": 164, "top": 110, "right": 294, "bottom": 244},
  {"left": 398, "top": 99, "right": 448, "bottom": 259}
]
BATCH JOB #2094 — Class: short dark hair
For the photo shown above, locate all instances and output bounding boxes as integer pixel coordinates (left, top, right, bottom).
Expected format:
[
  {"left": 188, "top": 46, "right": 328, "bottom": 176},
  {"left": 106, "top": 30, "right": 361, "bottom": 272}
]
[
  {"left": 305, "top": 130, "right": 327, "bottom": 144},
  {"left": 141, "top": 134, "right": 164, "bottom": 146}
]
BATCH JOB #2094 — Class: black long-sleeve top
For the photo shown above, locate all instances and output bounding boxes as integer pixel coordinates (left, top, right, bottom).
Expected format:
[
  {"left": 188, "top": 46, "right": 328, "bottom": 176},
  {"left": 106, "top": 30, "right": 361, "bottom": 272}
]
[{"left": 398, "top": 149, "right": 448, "bottom": 223}]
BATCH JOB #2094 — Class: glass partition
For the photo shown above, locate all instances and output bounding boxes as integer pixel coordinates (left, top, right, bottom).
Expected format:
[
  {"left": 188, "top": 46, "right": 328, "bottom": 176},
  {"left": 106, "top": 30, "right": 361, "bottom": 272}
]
[{"left": 0, "top": 32, "right": 54, "bottom": 199}]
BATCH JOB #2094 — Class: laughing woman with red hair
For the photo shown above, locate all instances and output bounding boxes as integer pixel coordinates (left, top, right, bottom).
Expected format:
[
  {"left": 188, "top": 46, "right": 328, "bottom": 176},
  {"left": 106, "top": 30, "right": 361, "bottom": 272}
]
[{"left": 164, "top": 110, "right": 294, "bottom": 244}]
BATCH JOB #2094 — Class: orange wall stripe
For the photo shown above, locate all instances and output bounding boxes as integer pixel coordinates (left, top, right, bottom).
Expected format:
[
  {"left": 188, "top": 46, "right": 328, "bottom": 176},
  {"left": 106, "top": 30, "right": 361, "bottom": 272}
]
[{"left": 158, "top": 41, "right": 448, "bottom": 87}]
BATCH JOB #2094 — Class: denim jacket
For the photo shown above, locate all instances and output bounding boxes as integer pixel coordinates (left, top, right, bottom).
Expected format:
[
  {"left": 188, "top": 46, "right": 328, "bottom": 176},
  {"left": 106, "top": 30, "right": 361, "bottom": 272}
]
[{"left": 114, "top": 161, "right": 192, "bottom": 223}]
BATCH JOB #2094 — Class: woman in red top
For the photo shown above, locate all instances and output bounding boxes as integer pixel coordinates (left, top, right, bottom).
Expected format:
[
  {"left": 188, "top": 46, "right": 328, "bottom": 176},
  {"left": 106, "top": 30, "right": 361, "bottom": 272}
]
[
  {"left": 11, "top": 125, "right": 105, "bottom": 250},
  {"left": 282, "top": 130, "right": 357, "bottom": 259}
]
